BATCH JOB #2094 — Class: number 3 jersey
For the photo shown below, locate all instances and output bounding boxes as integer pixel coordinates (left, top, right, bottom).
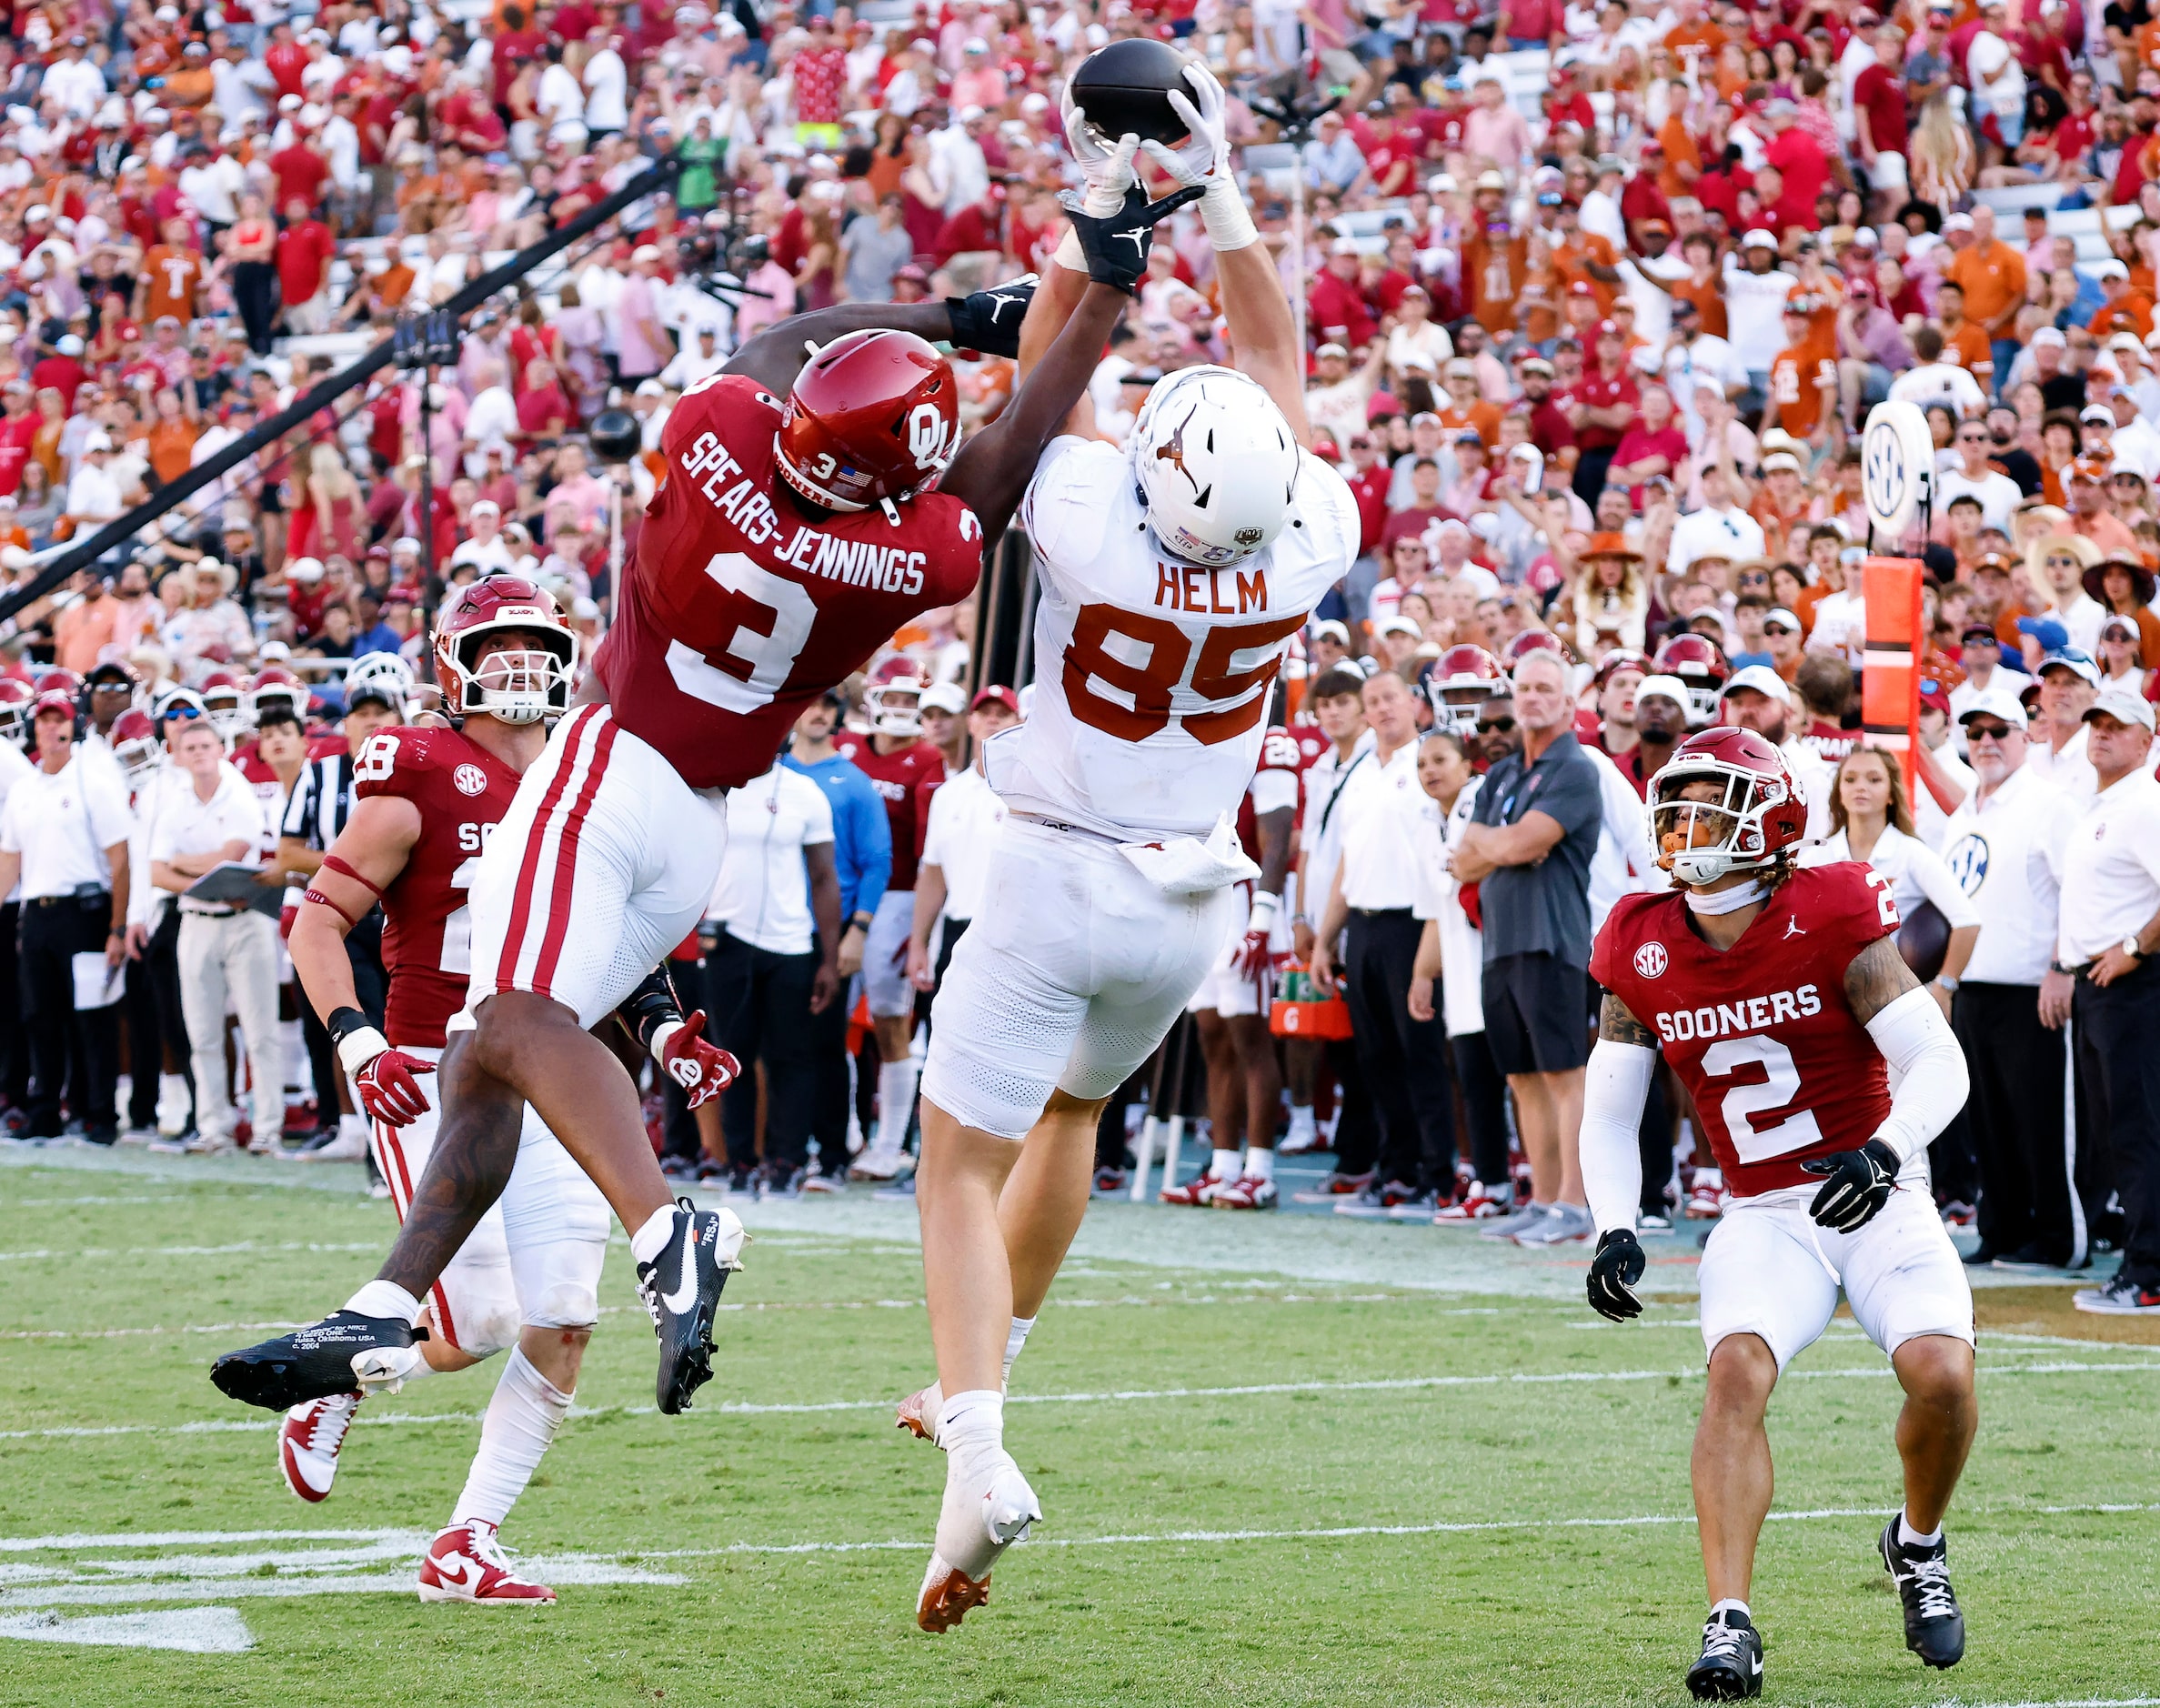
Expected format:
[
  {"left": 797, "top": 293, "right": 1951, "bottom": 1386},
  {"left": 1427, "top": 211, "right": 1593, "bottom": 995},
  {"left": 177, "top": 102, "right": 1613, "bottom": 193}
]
[
  {"left": 352, "top": 725, "right": 523, "bottom": 1050},
  {"left": 1588, "top": 862, "right": 1900, "bottom": 1197},
  {"left": 984, "top": 434, "right": 1360, "bottom": 841},
  {"left": 594, "top": 375, "right": 985, "bottom": 790}
]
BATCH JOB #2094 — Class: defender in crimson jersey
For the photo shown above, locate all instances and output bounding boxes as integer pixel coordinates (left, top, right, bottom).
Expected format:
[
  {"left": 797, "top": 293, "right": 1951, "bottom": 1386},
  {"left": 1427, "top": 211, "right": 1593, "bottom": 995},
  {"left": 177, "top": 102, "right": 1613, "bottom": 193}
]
[
  {"left": 247, "top": 580, "right": 738, "bottom": 1604},
  {"left": 211, "top": 178, "right": 1202, "bottom": 1435},
  {"left": 1578, "top": 728, "right": 1977, "bottom": 1697}
]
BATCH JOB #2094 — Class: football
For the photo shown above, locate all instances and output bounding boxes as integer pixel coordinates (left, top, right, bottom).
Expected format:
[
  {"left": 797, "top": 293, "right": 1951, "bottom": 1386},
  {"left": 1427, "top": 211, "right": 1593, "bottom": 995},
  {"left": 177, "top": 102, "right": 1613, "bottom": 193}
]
[{"left": 1066, "top": 38, "right": 1192, "bottom": 148}]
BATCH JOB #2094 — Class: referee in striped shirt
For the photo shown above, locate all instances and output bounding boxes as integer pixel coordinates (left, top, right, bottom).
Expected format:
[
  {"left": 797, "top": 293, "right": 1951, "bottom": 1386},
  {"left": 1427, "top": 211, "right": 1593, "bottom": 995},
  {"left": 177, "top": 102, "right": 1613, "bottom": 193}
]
[{"left": 278, "top": 677, "right": 402, "bottom": 1159}]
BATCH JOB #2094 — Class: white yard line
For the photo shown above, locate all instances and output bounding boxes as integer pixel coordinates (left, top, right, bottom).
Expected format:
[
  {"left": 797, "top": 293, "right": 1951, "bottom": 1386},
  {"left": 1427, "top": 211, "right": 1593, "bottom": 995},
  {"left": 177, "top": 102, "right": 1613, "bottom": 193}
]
[
  {"left": 6, "top": 1358, "right": 2156, "bottom": 1446},
  {"left": 0, "top": 1606, "right": 256, "bottom": 1653}
]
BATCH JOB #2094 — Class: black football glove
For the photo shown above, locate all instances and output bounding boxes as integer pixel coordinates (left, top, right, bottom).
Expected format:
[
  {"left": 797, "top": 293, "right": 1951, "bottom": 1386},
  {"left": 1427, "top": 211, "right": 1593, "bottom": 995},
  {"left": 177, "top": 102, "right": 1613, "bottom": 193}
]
[
  {"left": 1586, "top": 1228, "right": 1647, "bottom": 1322},
  {"left": 945, "top": 274, "right": 1039, "bottom": 358},
  {"left": 1057, "top": 181, "right": 1205, "bottom": 296},
  {"left": 1800, "top": 1139, "right": 1902, "bottom": 1232}
]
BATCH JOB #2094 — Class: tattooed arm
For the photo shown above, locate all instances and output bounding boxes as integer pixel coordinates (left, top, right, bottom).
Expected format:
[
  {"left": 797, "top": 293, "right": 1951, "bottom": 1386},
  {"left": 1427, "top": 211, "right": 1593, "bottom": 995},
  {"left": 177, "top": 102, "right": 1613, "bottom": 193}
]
[
  {"left": 1840, "top": 934, "right": 1970, "bottom": 1166},
  {"left": 1582, "top": 993, "right": 1663, "bottom": 1236}
]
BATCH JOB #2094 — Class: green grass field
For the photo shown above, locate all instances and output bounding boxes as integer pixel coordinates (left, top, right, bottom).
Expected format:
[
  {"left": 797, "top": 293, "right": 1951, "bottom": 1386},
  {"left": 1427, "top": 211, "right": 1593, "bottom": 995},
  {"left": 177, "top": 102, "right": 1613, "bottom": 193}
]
[{"left": 2, "top": 1144, "right": 2157, "bottom": 1708}]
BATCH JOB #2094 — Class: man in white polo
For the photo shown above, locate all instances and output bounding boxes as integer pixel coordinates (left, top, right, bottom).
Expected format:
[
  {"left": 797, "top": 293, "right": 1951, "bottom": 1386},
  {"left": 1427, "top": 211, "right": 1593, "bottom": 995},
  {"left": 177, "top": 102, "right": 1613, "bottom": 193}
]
[
  {"left": 150, "top": 717, "right": 277, "bottom": 1155},
  {"left": 2060, "top": 688, "right": 2160, "bottom": 1314}
]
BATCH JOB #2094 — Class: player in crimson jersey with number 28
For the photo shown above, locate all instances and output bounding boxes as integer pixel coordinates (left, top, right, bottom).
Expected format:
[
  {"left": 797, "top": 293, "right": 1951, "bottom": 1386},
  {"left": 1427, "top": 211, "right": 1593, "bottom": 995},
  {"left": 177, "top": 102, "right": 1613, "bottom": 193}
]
[
  {"left": 256, "top": 580, "right": 738, "bottom": 1604},
  {"left": 212, "top": 163, "right": 1202, "bottom": 1433},
  {"left": 1578, "top": 727, "right": 1977, "bottom": 1700}
]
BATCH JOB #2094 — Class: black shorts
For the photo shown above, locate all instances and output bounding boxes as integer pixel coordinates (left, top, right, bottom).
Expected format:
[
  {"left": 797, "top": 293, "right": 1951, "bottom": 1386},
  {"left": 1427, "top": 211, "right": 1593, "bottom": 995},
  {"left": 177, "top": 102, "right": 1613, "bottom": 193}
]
[{"left": 1480, "top": 951, "right": 1592, "bottom": 1078}]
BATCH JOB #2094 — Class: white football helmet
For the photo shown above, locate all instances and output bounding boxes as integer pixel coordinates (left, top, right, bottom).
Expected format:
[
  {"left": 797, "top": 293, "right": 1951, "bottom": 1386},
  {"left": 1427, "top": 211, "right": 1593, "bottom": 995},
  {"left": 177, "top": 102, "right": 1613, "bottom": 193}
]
[
  {"left": 345, "top": 651, "right": 416, "bottom": 716},
  {"left": 1130, "top": 367, "right": 1301, "bottom": 568}
]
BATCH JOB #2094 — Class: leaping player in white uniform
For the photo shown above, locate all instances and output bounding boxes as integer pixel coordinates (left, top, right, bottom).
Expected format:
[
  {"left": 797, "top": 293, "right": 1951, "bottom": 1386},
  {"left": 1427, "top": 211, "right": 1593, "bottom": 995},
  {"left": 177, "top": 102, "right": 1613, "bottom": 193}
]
[{"left": 901, "top": 64, "right": 1361, "bottom": 1631}]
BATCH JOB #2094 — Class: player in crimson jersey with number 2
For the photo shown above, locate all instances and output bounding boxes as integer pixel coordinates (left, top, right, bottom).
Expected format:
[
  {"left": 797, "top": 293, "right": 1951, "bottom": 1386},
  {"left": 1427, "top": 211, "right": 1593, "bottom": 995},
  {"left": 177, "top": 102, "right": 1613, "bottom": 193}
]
[
  {"left": 210, "top": 156, "right": 1202, "bottom": 1442},
  {"left": 1578, "top": 728, "right": 1977, "bottom": 1699},
  {"left": 895, "top": 59, "right": 1361, "bottom": 1633}
]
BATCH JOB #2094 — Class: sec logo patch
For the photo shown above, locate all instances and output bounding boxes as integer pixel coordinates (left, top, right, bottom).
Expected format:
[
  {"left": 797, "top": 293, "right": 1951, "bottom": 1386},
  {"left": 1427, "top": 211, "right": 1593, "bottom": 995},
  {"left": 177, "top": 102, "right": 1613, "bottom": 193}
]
[
  {"left": 452, "top": 763, "right": 488, "bottom": 798},
  {"left": 1633, "top": 941, "right": 1668, "bottom": 979}
]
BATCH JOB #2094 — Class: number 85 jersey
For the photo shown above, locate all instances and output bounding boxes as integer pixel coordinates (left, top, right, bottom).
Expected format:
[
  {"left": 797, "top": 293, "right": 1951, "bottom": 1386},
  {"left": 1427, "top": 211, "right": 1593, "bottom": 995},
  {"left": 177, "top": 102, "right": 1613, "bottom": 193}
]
[
  {"left": 983, "top": 434, "right": 1359, "bottom": 840},
  {"left": 1589, "top": 862, "right": 1901, "bottom": 1198},
  {"left": 595, "top": 375, "right": 985, "bottom": 790}
]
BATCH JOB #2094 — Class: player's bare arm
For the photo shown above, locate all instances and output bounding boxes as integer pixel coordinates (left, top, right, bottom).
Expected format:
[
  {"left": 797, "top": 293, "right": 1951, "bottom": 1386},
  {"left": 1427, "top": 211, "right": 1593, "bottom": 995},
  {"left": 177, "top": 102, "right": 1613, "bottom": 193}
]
[
  {"left": 723, "top": 279, "right": 1043, "bottom": 397},
  {"left": 1597, "top": 990, "right": 1658, "bottom": 1049},
  {"left": 1843, "top": 931, "right": 1925, "bottom": 1025}
]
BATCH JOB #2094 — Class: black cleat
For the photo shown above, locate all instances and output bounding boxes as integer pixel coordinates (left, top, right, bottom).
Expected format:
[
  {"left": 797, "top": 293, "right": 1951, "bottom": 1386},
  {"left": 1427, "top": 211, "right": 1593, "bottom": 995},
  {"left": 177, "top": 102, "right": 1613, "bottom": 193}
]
[
  {"left": 1686, "top": 1608, "right": 1763, "bottom": 1701},
  {"left": 635, "top": 1197, "right": 743, "bottom": 1415},
  {"left": 1881, "top": 1520, "right": 1965, "bottom": 1668},
  {"left": 210, "top": 1311, "right": 427, "bottom": 1412}
]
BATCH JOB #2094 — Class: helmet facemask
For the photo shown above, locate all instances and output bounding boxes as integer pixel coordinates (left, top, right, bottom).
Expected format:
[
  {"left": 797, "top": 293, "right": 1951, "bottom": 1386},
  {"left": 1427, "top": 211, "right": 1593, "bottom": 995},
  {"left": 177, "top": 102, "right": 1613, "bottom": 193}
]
[
  {"left": 456, "top": 633, "right": 573, "bottom": 725},
  {"left": 1650, "top": 763, "right": 1790, "bottom": 887},
  {"left": 863, "top": 676, "right": 923, "bottom": 738}
]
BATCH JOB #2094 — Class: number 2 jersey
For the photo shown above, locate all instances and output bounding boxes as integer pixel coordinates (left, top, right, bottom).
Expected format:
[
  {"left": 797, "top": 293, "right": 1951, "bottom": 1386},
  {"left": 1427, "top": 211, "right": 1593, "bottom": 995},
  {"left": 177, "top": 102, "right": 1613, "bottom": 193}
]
[
  {"left": 352, "top": 724, "right": 523, "bottom": 1050},
  {"left": 983, "top": 434, "right": 1360, "bottom": 841},
  {"left": 594, "top": 374, "right": 986, "bottom": 790},
  {"left": 1588, "top": 862, "right": 1900, "bottom": 1197}
]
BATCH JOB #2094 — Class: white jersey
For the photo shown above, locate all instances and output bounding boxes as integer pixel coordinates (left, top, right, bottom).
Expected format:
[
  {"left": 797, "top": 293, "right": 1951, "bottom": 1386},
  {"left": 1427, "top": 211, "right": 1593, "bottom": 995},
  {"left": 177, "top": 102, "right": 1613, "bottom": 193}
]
[{"left": 982, "top": 435, "right": 1359, "bottom": 841}]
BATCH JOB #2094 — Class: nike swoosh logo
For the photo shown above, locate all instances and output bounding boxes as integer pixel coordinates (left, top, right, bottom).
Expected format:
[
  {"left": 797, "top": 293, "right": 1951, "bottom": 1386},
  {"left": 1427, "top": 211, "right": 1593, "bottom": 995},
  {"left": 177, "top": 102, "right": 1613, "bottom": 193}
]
[
  {"left": 440, "top": 1553, "right": 481, "bottom": 1587},
  {"left": 660, "top": 1223, "right": 700, "bottom": 1316}
]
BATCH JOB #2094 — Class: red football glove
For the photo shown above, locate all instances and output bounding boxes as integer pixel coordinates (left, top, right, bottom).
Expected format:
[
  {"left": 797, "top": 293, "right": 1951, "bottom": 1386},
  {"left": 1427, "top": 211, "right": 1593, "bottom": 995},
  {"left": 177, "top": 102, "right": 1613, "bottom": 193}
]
[
  {"left": 1234, "top": 892, "right": 1284, "bottom": 981},
  {"left": 656, "top": 1010, "right": 740, "bottom": 1110},
  {"left": 353, "top": 1046, "right": 436, "bottom": 1128}
]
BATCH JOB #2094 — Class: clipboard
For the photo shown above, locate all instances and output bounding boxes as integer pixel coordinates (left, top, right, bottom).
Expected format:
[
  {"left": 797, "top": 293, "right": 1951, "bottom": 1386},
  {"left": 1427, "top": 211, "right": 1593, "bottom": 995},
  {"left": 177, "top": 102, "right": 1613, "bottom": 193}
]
[
  {"left": 184, "top": 862, "right": 286, "bottom": 921},
  {"left": 71, "top": 951, "right": 125, "bottom": 1010}
]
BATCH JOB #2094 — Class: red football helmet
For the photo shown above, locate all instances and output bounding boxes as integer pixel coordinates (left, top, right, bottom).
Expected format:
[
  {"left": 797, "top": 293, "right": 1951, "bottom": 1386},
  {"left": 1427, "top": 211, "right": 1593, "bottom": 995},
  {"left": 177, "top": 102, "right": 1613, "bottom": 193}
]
[
  {"left": 1424, "top": 643, "right": 1505, "bottom": 734},
  {"left": 199, "top": 668, "right": 255, "bottom": 738},
  {"left": 1646, "top": 726, "right": 1808, "bottom": 887},
  {"left": 1503, "top": 629, "right": 1568, "bottom": 669},
  {"left": 0, "top": 678, "right": 32, "bottom": 745},
  {"left": 32, "top": 665, "right": 83, "bottom": 701},
  {"left": 249, "top": 666, "right": 308, "bottom": 722},
  {"left": 1593, "top": 648, "right": 1653, "bottom": 689},
  {"left": 862, "top": 655, "right": 928, "bottom": 738},
  {"left": 776, "top": 329, "right": 959, "bottom": 514},
  {"left": 433, "top": 576, "right": 576, "bottom": 725},
  {"left": 1653, "top": 633, "right": 1731, "bottom": 726},
  {"left": 111, "top": 708, "right": 161, "bottom": 788}
]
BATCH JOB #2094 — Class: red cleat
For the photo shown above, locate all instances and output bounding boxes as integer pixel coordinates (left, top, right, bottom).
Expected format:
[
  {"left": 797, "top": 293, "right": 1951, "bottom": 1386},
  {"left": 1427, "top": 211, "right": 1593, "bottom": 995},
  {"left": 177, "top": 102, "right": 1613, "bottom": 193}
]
[{"left": 416, "top": 1522, "right": 557, "bottom": 1604}]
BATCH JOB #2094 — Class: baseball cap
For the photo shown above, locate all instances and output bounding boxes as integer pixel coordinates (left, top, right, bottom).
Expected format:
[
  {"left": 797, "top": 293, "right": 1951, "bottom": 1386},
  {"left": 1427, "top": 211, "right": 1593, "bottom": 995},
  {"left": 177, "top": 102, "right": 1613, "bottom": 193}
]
[
  {"left": 1943, "top": 211, "right": 1974, "bottom": 233},
  {"left": 969, "top": 684, "right": 1020, "bottom": 714},
  {"left": 2081, "top": 404, "right": 2116, "bottom": 425},
  {"left": 1311, "top": 619, "right": 1351, "bottom": 645},
  {"left": 1960, "top": 620, "right": 2001, "bottom": 645},
  {"left": 1762, "top": 607, "right": 1803, "bottom": 634},
  {"left": 1633, "top": 672, "right": 1691, "bottom": 710},
  {"left": 1722, "top": 663, "right": 1790, "bottom": 705},
  {"left": 1376, "top": 615, "right": 1423, "bottom": 640},
  {"left": 470, "top": 498, "right": 500, "bottom": 517},
  {"left": 2032, "top": 326, "right": 2067, "bottom": 348},
  {"left": 1920, "top": 682, "right": 1953, "bottom": 718},
  {"left": 1958, "top": 687, "right": 2028, "bottom": 730},
  {"left": 1742, "top": 228, "right": 1777, "bottom": 250},
  {"left": 2017, "top": 614, "right": 2070, "bottom": 648},
  {"left": 2037, "top": 647, "right": 2102, "bottom": 686},
  {"left": 1315, "top": 342, "right": 1348, "bottom": 359},
  {"left": 919, "top": 682, "right": 966, "bottom": 715},
  {"left": 2070, "top": 455, "right": 2113, "bottom": 481},
  {"left": 2084, "top": 684, "right": 2156, "bottom": 731}
]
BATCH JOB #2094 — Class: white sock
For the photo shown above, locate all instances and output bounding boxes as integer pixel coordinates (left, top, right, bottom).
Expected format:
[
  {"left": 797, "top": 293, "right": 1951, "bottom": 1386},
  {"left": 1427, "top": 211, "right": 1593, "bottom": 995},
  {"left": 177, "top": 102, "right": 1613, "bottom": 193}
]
[
  {"left": 1710, "top": 1597, "right": 1751, "bottom": 1623},
  {"left": 629, "top": 1205, "right": 677, "bottom": 1267},
  {"left": 874, "top": 1057, "right": 919, "bottom": 1155},
  {"left": 339, "top": 1110, "right": 368, "bottom": 1142},
  {"left": 1002, "top": 1317, "right": 1034, "bottom": 1384},
  {"left": 1209, "top": 1146, "right": 1240, "bottom": 1181},
  {"left": 1286, "top": 1104, "right": 1315, "bottom": 1140},
  {"left": 345, "top": 1280, "right": 422, "bottom": 1324},
  {"left": 1242, "top": 1146, "right": 1275, "bottom": 1182},
  {"left": 938, "top": 1388, "right": 1005, "bottom": 1480},
  {"left": 451, "top": 1349, "right": 574, "bottom": 1532},
  {"left": 1899, "top": 1510, "right": 1943, "bottom": 1550}
]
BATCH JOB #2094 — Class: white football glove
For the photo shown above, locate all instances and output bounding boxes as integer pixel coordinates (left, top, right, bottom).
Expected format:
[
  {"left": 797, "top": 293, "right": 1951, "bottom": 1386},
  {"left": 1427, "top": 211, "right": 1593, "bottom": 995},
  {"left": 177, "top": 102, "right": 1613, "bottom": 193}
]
[
  {"left": 1060, "top": 82, "right": 1141, "bottom": 214},
  {"left": 1140, "top": 64, "right": 1255, "bottom": 250}
]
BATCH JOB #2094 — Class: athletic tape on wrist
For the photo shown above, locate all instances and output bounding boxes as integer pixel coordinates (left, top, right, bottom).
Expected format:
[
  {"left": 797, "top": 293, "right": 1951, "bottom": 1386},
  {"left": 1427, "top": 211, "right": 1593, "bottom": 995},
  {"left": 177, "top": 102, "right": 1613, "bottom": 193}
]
[
  {"left": 1200, "top": 180, "right": 1258, "bottom": 251},
  {"left": 335, "top": 1023, "right": 391, "bottom": 1078},
  {"left": 1054, "top": 225, "right": 1085, "bottom": 273}
]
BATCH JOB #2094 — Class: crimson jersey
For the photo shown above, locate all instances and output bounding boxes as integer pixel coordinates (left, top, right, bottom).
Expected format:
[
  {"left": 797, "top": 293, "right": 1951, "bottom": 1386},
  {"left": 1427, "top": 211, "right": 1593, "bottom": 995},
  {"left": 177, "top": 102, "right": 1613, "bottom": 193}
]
[
  {"left": 1589, "top": 863, "right": 1900, "bottom": 1196},
  {"left": 1237, "top": 725, "right": 1311, "bottom": 850},
  {"left": 351, "top": 724, "right": 523, "bottom": 1049},
  {"left": 594, "top": 374, "right": 985, "bottom": 790},
  {"left": 835, "top": 730, "right": 943, "bottom": 890}
]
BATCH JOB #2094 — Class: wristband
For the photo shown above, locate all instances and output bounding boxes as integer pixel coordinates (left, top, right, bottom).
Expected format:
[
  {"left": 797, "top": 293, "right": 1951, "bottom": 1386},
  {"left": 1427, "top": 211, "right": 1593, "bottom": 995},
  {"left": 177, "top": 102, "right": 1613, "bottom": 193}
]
[
  {"left": 327, "top": 1005, "right": 390, "bottom": 1076},
  {"left": 1199, "top": 178, "right": 1258, "bottom": 251},
  {"left": 648, "top": 1019, "right": 684, "bottom": 1065},
  {"left": 1248, "top": 890, "right": 1280, "bottom": 926}
]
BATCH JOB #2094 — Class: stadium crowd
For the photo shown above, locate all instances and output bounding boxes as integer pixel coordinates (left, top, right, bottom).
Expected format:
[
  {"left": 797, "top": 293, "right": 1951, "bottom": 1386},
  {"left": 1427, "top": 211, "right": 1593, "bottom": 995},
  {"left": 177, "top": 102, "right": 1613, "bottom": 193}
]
[{"left": 2, "top": 0, "right": 2160, "bottom": 1313}]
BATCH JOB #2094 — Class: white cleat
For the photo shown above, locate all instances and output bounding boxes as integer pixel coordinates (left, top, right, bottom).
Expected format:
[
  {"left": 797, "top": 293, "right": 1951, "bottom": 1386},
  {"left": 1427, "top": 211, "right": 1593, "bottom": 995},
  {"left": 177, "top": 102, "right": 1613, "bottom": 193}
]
[
  {"left": 353, "top": 1342, "right": 429, "bottom": 1396},
  {"left": 916, "top": 1447, "right": 1040, "bottom": 1633},
  {"left": 897, "top": 1381, "right": 943, "bottom": 1443},
  {"left": 278, "top": 1392, "right": 361, "bottom": 1502}
]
